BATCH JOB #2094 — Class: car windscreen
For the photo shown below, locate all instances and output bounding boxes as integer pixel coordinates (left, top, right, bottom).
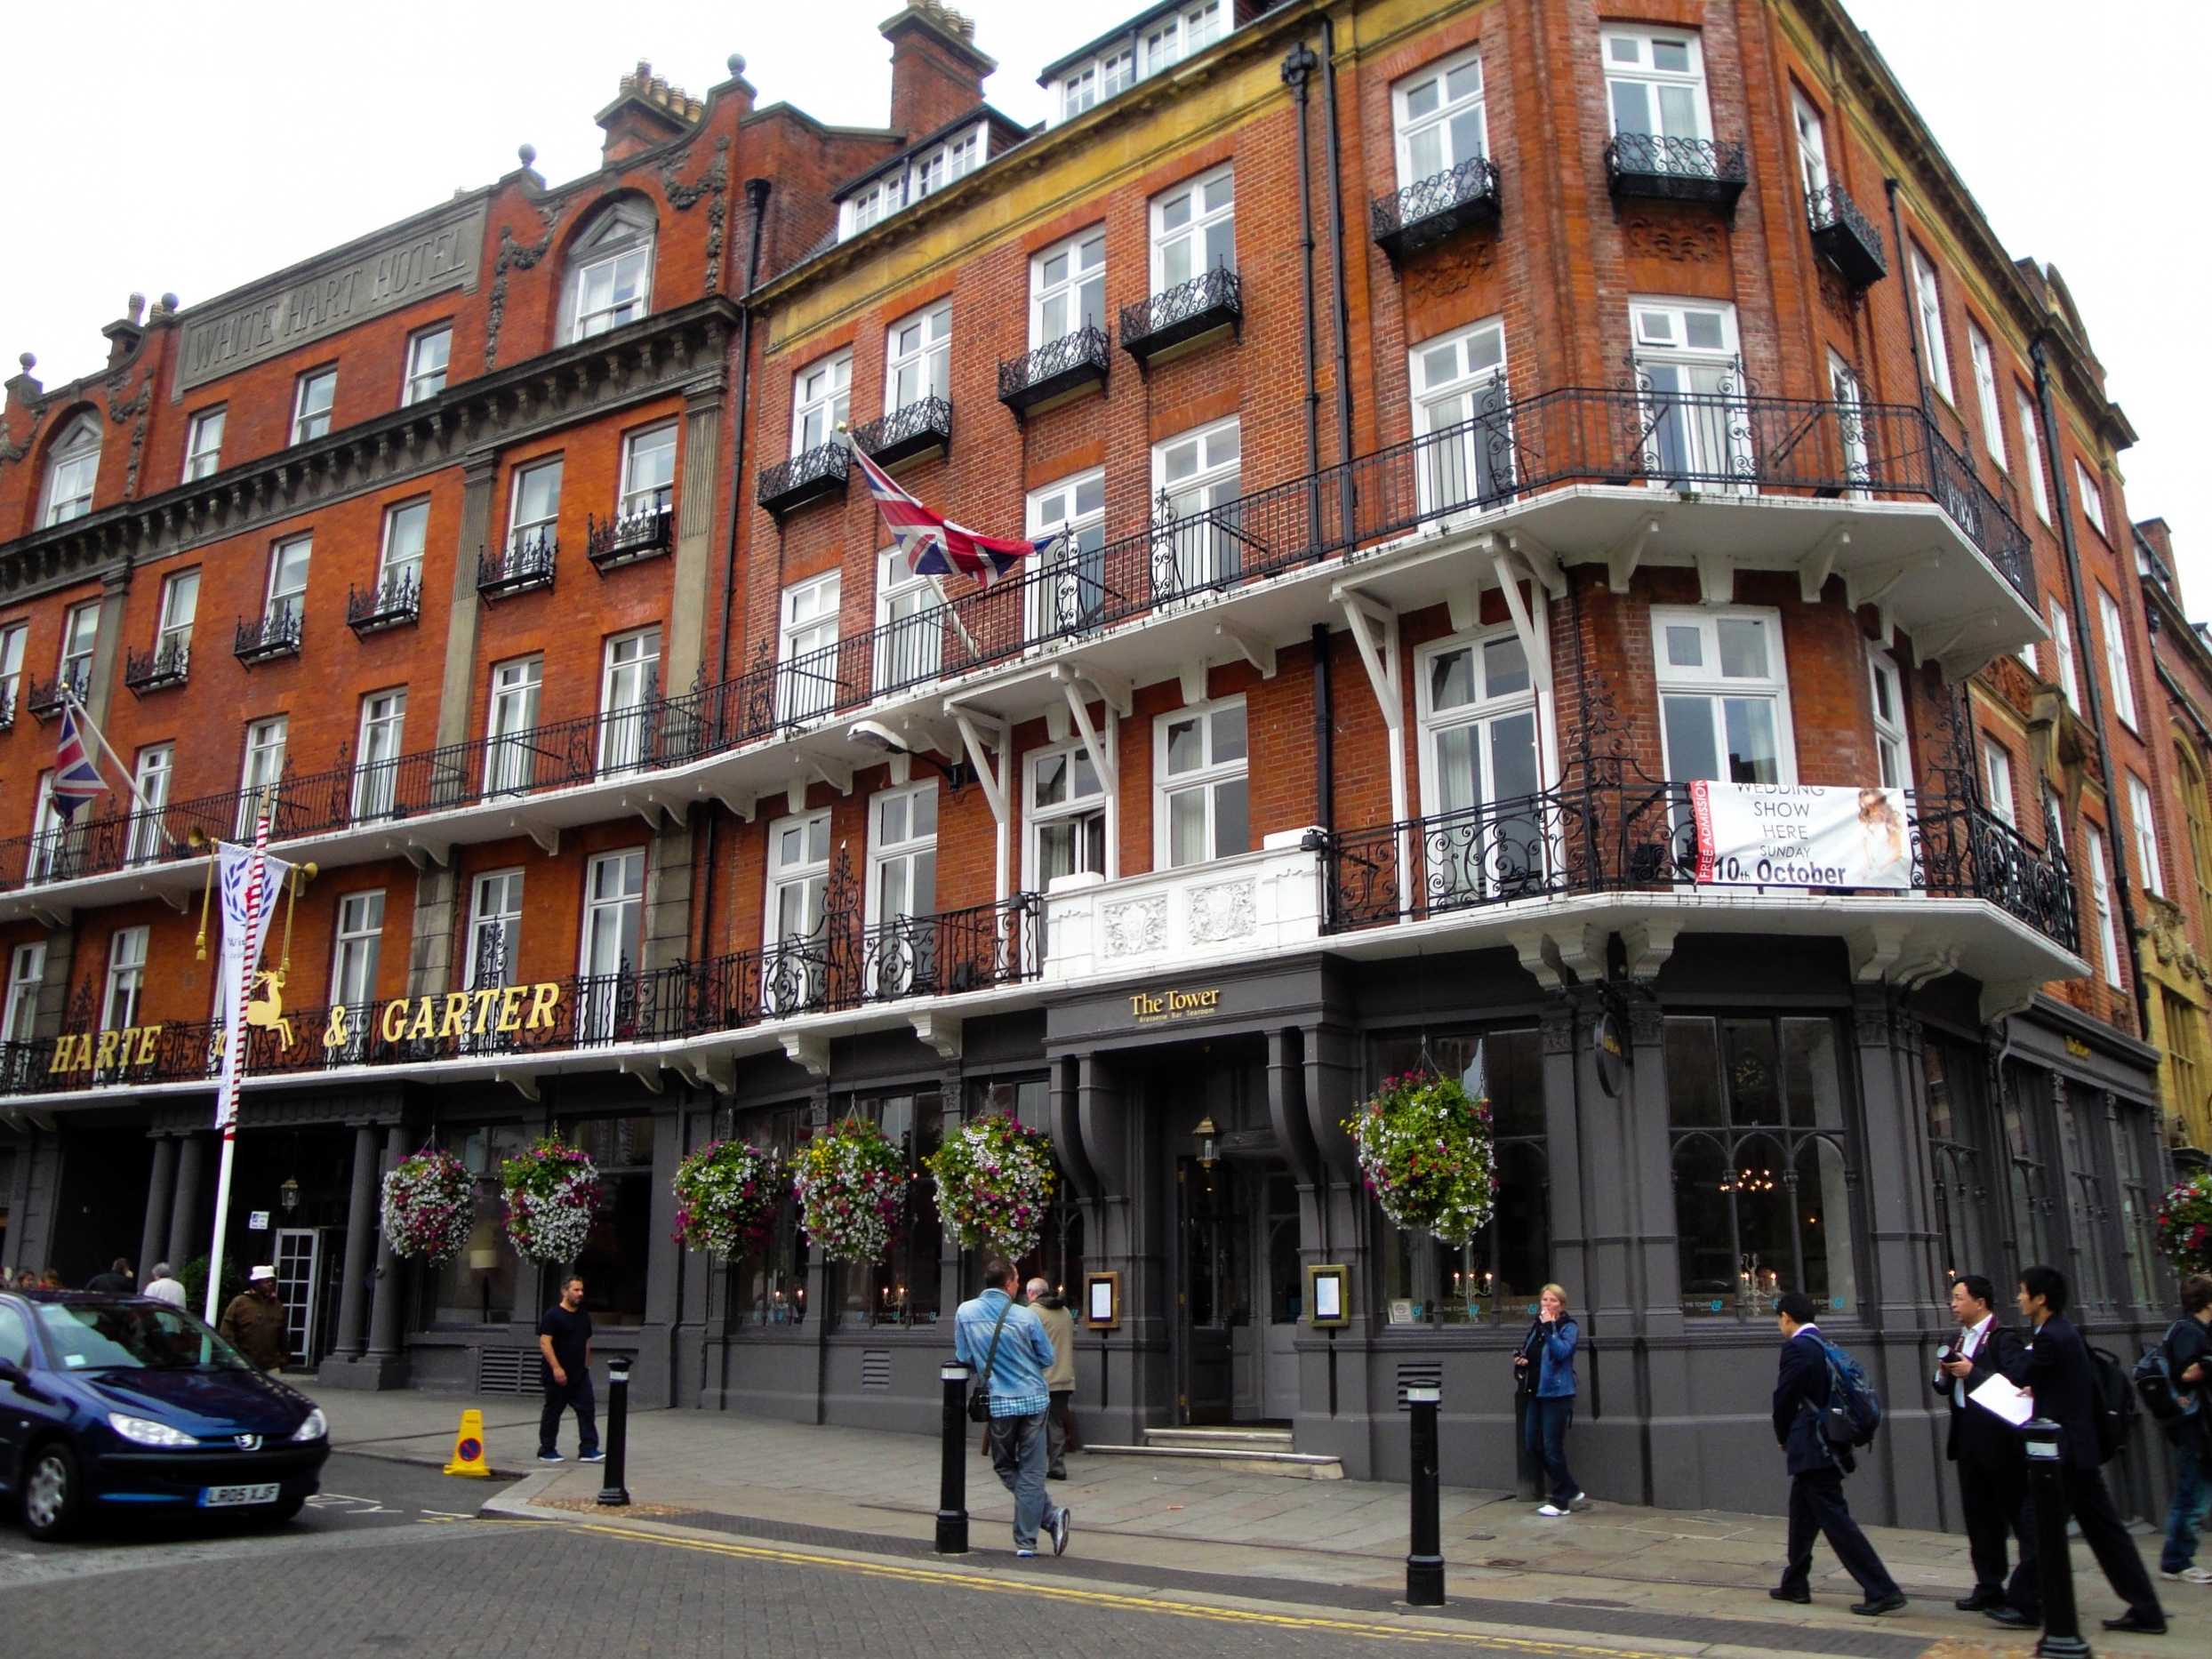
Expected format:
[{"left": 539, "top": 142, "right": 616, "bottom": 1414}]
[{"left": 33, "top": 1302, "right": 253, "bottom": 1372}]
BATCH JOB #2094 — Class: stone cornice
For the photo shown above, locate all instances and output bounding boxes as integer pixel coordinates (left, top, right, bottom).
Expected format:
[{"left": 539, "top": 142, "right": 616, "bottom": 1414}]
[{"left": 0, "top": 297, "right": 739, "bottom": 603}]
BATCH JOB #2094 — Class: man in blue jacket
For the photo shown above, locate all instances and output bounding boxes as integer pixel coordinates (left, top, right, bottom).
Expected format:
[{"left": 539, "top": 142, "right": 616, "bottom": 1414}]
[
  {"left": 955, "top": 1255, "right": 1070, "bottom": 1559},
  {"left": 1770, "top": 1291, "right": 1905, "bottom": 1615},
  {"left": 1989, "top": 1265, "right": 2164, "bottom": 1635}
]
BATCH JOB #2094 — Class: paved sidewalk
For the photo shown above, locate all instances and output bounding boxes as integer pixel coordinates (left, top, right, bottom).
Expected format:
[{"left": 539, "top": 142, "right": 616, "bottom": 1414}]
[{"left": 319, "top": 1390, "right": 2192, "bottom": 1657}]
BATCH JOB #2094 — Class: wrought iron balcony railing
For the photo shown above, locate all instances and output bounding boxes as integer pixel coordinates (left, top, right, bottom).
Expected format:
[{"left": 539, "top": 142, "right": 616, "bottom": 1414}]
[
  {"left": 25, "top": 664, "right": 88, "bottom": 722},
  {"left": 234, "top": 606, "right": 302, "bottom": 664},
  {"left": 477, "top": 533, "right": 557, "bottom": 599},
  {"left": 1320, "top": 772, "right": 2078, "bottom": 955},
  {"left": 587, "top": 501, "right": 675, "bottom": 572},
  {"left": 0, "top": 894, "right": 1045, "bottom": 1096},
  {"left": 998, "top": 326, "right": 1110, "bottom": 419},
  {"left": 850, "top": 397, "right": 954, "bottom": 470},
  {"left": 346, "top": 571, "right": 421, "bottom": 635},
  {"left": 756, "top": 441, "right": 851, "bottom": 518},
  {"left": 123, "top": 637, "right": 190, "bottom": 695},
  {"left": 1120, "top": 268, "right": 1243, "bottom": 367},
  {"left": 1371, "top": 156, "right": 1503, "bottom": 267},
  {"left": 1604, "top": 133, "right": 1749, "bottom": 209},
  {"left": 1806, "top": 185, "right": 1888, "bottom": 287}
]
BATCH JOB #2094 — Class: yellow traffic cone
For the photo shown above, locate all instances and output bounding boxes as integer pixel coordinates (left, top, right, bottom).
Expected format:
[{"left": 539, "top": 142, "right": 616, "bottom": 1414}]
[{"left": 444, "top": 1407, "right": 492, "bottom": 1478}]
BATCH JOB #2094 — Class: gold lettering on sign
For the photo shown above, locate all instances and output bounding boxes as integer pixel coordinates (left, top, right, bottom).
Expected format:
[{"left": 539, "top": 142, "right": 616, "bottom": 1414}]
[
  {"left": 381, "top": 999, "right": 409, "bottom": 1044},
  {"left": 526, "top": 982, "right": 561, "bottom": 1030},
  {"left": 325, "top": 1005, "right": 353, "bottom": 1050},
  {"left": 47, "top": 1025, "right": 164, "bottom": 1075},
  {"left": 498, "top": 984, "right": 527, "bottom": 1033},
  {"left": 1129, "top": 987, "right": 1223, "bottom": 1024},
  {"left": 437, "top": 992, "right": 471, "bottom": 1039}
]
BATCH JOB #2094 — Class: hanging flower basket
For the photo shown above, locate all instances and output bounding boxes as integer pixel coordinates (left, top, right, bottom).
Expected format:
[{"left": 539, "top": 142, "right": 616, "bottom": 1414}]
[
  {"left": 790, "top": 1117, "right": 907, "bottom": 1265},
  {"left": 672, "top": 1140, "right": 782, "bottom": 1259},
  {"left": 928, "top": 1113, "right": 1056, "bottom": 1260},
  {"left": 1344, "top": 1070, "right": 1496, "bottom": 1245},
  {"left": 501, "top": 1137, "right": 604, "bottom": 1266},
  {"left": 379, "top": 1149, "right": 476, "bottom": 1264},
  {"left": 2157, "top": 1170, "right": 2212, "bottom": 1278}
]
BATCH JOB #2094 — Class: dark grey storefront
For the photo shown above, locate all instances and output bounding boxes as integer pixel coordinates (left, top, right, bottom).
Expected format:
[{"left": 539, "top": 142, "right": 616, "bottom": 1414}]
[{"left": 0, "top": 925, "right": 2186, "bottom": 1527}]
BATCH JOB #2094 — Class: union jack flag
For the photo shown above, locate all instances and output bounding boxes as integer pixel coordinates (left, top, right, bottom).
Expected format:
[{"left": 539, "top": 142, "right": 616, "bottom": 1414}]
[
  {"left": 49, "top": 701, "right": 108, "bottom": 822},
  {"left": 849, "top": 440, "right": 1065, "bottom": 589}
]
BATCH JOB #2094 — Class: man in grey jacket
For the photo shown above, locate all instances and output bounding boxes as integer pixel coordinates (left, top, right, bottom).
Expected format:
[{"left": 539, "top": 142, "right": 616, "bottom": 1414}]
[{"left": 1027, "top": 1277, "right": 1077, "bottom": 1480}]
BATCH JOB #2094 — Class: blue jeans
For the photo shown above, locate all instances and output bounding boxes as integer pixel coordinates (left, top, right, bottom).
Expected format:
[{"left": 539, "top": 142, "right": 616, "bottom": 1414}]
[
  {"left": 1525, "top": 1394, "right": 1577, "bottom": 1506},
  {"left": 2161, "top": 1439, "right": 2212, "bottom": 1574},
  {"left": 988, "top": 1409, "right": 1059, "bottom": 1551}
]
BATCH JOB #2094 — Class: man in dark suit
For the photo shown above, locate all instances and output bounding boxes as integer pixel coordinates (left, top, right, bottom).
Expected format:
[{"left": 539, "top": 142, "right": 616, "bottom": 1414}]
[
  {"left": 1990, "top": 1264, "right": 2166, "bottom": 1635},
  {"left": 1769, "top": 1291, "right": 1906, "bottom": 1615},
  {"left": 1932, "top": 1273, "right": 2029, "bottom": 1610}
]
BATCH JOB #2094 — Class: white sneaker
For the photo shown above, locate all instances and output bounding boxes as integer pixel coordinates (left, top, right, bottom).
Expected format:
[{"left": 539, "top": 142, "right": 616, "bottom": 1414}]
[
  {"left": 1536, "top": 1503, "right": 1568, "bottom": 1518},
  {"left": 2164, "top": 1566, "right": 2212, "bottom": 1584}
]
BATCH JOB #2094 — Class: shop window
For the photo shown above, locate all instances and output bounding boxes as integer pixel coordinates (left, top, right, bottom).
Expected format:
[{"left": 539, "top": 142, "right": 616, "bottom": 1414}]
[
  {"left": 965, "top": 1077, "right": 1083, "bottom": 1297},
  {"left": 730, "top": 1104, "right": 809, "bottom": 1327},
  {"left": 1667, "top": 1015, "right": 1857, "bottom": 1318},
  {"left": 424, "top": 1123, "right": 532, "bottom": 1326},
  {"left": 828, "top": 1093, "right": 943, "bottom": 1328},
  {"left": 1373, "top": 1029, "right": 1547, "bottom": 1325},
  {"left": 2112, "top": 1097, "right": 2162, "bottom": 1311},
  {"left": 565, "top": 1116, "right": 657, "bottom": 1326},
  {"left": 1997, "top": 1062, "right": 2060, "bottom": 1269}
]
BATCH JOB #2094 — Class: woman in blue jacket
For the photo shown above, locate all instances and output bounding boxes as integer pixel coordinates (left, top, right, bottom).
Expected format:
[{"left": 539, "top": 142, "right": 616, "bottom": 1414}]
[{"left": 1515, "top": 1283, "right": 1583, "bottom": 1517}]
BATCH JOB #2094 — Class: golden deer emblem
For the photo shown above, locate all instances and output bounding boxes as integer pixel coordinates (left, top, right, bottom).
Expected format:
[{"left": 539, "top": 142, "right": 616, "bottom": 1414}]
[{"left": 244, "top": 968, "right": 293, "bottom": 1048}]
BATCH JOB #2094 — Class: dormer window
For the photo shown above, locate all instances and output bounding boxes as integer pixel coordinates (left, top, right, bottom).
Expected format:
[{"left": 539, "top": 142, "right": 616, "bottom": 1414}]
[
  {"left": 1142, "top": 1, "right": 1223, "bottom": 75},
  {"left": 839, "top": 125, "right": 990, "bottom": 241},
  {"left": 1059, "top": 49, "right": 1134, "bottom": 121},
  {"left": 40, "top": 413, "right": 100, "bottom": 525},
  {"left": 563, "top": 198, "right": 656, "bottom": 344}
]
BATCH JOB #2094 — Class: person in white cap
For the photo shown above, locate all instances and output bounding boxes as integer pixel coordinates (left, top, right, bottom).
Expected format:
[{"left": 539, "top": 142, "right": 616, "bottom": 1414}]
[{"left": 219, "top": 1265, "right": 289, "bottom": 1372}]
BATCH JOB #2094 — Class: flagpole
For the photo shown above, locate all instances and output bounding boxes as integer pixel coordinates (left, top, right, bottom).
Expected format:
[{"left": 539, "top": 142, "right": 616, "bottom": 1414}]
[
  {"left": 61, "top": 685, "right": 175, "bottom": 846},
  {"left": 204, "top": 798, "right": 272, "bottom": 1326}
]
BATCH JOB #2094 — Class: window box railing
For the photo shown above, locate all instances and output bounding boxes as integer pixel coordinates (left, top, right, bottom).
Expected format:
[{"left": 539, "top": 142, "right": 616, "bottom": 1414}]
[
  {"left": 477, "top": 533, "right": 557, "bottom": 599},
  {"left": 1604, "top": 133, "right": 1749, "bottom": 210},
  {"left": 756, "top": 443, "right": 851, "bottom": 519},
  {"left": 1120, "top": 268, "right": 1243, "bottom": 367},
  {"left": 1806, "top": 184, "right": 1888, "bottom": 287},
  {"left": 347, "top": 572, "right": 421, "bottom": 635},
  {"left": 124, "top": 637, "right": 190, "bottom": 696},
  {"left": 24, "top": 666, "right": 88, "bottom": 722},
  {"left": 849, "top": 397, "right": 954, "bottom": 470},
  {"left": 586, "top": 503, "right": 675, "bottom": 573},
  {"left": 1320, "top": 775, "right": 2078, "bottom": 954},
  {"left": 1371, "top": 156, "right": 1503, "bottom": 268},
  {"left": 234, "top": 608, "right": 302, "bottom": 664},
  {"left": 998, "top": 326, "right": 1110, "bottom": 419}
]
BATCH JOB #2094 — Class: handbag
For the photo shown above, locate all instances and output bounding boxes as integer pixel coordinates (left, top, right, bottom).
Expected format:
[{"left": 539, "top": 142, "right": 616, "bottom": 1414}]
[{"left": 967, "top": 1298, "right": 1014, "bottom": 1423}]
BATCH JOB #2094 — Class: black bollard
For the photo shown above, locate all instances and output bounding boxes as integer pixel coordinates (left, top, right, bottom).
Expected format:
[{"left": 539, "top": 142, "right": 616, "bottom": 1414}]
[
  {"left": 596, "top": 1355, "right": 632, "bottom": 1507},
  {"left": 1406, "top": 1382, "right": 1446, "bottom": 1607},
  {"left": 2023, "top": 1416, "right": 2089, "bottom": 1659},
  {"left": 937, "top": 1361, "right": 971, "bottom": 1554}
]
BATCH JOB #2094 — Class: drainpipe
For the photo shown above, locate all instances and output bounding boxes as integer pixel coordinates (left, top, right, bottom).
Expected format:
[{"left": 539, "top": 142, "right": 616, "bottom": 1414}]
[
  {"left": 1282, "top": 44, "right": 1321, "bottom": 485},
  {"left": 2032, "top": 335, "right": 2152, "bottom": 1038},
  {"left": 1319, "top": 16, "right": 1356, "bottom": 496},
  {"left": 1312, "top": 623, "right": 1335, "bottom": 836},
  {"left": 1882, "top": 179, "right": 1928, "bottom": 421}
]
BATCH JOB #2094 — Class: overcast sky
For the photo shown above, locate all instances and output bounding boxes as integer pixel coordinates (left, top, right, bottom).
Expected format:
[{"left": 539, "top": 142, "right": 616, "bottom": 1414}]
[{"left": 6, "top": 3, "right": 2200, "bottom": 599}]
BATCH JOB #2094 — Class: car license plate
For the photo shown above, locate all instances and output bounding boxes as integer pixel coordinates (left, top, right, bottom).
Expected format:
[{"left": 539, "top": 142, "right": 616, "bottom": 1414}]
[{"left": 200, "top": 1483, "right": 280, "bottom": 1508}]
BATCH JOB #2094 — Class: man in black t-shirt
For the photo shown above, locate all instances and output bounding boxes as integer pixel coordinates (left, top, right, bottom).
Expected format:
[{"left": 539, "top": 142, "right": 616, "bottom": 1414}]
[{"left": 536, "top": 1275, "right": 602, "bottom": 1463}]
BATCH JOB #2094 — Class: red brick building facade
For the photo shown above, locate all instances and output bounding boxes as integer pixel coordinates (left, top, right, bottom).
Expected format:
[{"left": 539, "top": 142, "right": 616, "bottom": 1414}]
[{"left": 0, "top": 0, "right": 2185, "bottom": 1523}]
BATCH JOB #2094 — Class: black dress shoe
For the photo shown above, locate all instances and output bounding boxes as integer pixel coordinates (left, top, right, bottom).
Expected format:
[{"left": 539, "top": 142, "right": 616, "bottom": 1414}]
[
  {"left": 1985, "top": 1605, "right": 2038, "bottom": 1628},
  {"left": 1850, "top": 1592, "right": 1908, "bottom": 1616},
  {"left": 1769, "top": 1584, "right": 1811, "bottom": 1604},
  {"left": 1955, "top": 1590, "right": 2002, "bottom": 1612},
  {"left": 2102, "top": 1612, "right": 2168, "bottom": 1635}
]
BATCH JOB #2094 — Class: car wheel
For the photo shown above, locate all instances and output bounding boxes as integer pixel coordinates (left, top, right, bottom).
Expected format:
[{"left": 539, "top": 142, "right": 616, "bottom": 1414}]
[{"left": 20, "top": 1441, "right": 79, "bottom": 1542}]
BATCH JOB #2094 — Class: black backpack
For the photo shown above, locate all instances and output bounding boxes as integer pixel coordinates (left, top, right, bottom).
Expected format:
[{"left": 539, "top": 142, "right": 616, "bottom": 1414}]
[
  {"left": 2089, "top": 1344, "right": 2139, "bottom": 1458},
  {"left": 2134, "top": 1322, "right": 2200, "bottom": 1426}
]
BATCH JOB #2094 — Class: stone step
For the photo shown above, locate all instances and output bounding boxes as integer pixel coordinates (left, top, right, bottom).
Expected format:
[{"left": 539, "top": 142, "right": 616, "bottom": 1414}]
[
  {"left": 1085, "top": 1434, "right": 1343, "bottom": 1480},
  {"left": 1142, "top": 1426, "right": 1295, "bottom": 1452}
]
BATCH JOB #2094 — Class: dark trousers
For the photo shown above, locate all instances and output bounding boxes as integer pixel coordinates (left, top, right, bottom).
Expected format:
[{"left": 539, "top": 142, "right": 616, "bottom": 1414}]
[
  {"left": 1783, "top": 1468, "right": 1901, "bottom": 1599},
  {"left": 1957, "top": 1457, "right": 2030, "bottom": 1594},
  {"left": 540, "top": 1373, "right": 599, "bottom": 1456},
  {"left": 1525, "top": 1396, "right": 1577, "bottom": 1506},
  {"left": 1046, "top": 1390, "right": 1073, "bottom": 1478},
  {"left": 2006, "top": 1463, "right": 2162, "bottom": 1623}
]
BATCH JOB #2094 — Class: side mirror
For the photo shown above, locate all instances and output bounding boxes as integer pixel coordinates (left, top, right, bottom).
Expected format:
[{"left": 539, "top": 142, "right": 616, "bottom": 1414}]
[{"left": 0, "top": 1357, "right": 27, "bottom": 1384}]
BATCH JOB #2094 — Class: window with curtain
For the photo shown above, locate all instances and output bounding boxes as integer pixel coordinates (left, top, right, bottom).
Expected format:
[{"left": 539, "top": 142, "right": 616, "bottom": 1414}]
[
  {"left": 828, "top": 1093, "right": 943, "bottom": 1328},
  {"left": 423, "top": 1122, "right": 530, "bottom": 1326},
  {"left": 1373, "top": 1029, "right": 1548, "bottom": 1325},
  {"left": 1668, "top": 1015, "right": 1857, "bottom": 1318}
]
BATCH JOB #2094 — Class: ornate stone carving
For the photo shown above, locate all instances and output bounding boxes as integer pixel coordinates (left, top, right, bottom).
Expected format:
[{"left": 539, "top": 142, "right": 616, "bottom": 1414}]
[
  {"left": 1187, "top": 878, "right": 1255, "bottom": 944},
  {"left": 1102, "top": 896, "right": 1167, "bottom": 958},
  {"left": 1540, "top": 1005, "right": 1576, "bottom": 1054},
  {"left": 1626, "top": 999, "right": 1664, "bottom": 1046},
  {"left": 1404, "top": 236, "right": 1495, "bottom": 303},
  {"left": 1623, "top": 215, "right": 1727, "bottom": 263},
  {"left": 2146, "top": 894, "right": 2208, "bottom": 982},
  {"left": 661, "top": 136, "right": 733, "bottom": 293},
  {"left": 483, "top": 220, "right": 562, "bottom": 372},
  {"left": 105, "top": 371, "right": 151, "bottom": 499}
]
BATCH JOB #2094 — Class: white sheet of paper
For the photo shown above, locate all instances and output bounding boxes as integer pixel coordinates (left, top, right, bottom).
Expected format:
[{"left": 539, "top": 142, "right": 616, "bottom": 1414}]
[{"left": 1968, "top": 1374, "right": 2033, "bottom": 1426}]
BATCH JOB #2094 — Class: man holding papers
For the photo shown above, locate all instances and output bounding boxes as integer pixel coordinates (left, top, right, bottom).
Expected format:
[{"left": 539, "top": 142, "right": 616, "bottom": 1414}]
[{"left": 1932, "top": 1275, "right": 2029, "bottom": 1612}]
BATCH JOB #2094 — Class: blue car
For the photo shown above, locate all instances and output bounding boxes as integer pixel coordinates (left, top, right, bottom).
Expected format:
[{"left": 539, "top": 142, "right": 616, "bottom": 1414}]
[{"left": 0, "top": 1291, "right": 330, "bottom": 1540}]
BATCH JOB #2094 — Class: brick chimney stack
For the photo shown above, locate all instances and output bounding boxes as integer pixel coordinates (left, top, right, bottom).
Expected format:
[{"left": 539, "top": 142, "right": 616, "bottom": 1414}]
[
  {"left": 879, "top": 2, "right": 995, "bottom": 139},
  {"left": 596, "top": 60, "right": 705, "bottom": 164}
]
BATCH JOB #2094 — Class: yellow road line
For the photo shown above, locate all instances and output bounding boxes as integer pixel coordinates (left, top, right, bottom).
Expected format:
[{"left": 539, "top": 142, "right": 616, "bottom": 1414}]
[{"left": 567, "top": 1520, "right": 1681, "bottom": 1656}]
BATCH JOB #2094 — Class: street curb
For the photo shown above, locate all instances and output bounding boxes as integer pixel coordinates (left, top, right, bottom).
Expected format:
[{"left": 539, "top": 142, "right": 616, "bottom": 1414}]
[{"left": 478, "top": 1471, "right": 566, "bottom": 1518}]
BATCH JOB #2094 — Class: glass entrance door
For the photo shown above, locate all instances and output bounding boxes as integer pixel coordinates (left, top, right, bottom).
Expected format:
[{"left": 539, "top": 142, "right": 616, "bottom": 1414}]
[
  {"left": 273, "top": 1227, "right": 321, "bottom": 1368},
  {"left": 1180, "top": 1158, "right": 1302, "bottom": 1423}
]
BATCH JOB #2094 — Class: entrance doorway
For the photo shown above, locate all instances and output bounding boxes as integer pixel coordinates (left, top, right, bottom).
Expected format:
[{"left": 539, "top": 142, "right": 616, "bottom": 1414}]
[
  {"left": 273, "top": 1227, "right": 325, "bottom": 1367},
  {"left": 1178, "top": 1158, "right": 1302, "bottom": 1423}
]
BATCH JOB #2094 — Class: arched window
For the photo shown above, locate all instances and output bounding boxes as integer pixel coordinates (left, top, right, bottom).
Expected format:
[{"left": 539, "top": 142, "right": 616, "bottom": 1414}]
[
  {"left": 560, "top": 198, "right": 656, "bottom": 344},
  {"left": 40, "top": 412, "right": 100, "bottom": 526}
]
